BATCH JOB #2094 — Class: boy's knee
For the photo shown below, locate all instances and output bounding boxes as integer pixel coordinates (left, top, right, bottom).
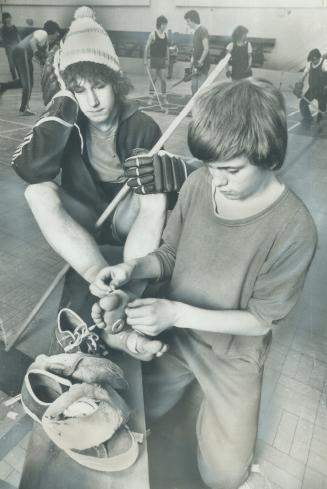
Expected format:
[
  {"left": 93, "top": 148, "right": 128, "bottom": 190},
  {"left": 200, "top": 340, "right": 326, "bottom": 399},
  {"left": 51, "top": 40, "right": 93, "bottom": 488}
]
[
  {"left": 25, "top": 181, "right": 60, "bottom": 208},
  {"left": 198, "top": 448, "right": 250, "bottom": 489}
]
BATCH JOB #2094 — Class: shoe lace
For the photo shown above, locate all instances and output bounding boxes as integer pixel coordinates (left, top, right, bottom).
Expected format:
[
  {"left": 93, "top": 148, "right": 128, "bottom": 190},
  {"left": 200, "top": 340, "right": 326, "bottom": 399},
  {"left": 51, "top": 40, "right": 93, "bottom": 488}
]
[{"left": 64, "top": 323, "right": 99, "bottom": 354}]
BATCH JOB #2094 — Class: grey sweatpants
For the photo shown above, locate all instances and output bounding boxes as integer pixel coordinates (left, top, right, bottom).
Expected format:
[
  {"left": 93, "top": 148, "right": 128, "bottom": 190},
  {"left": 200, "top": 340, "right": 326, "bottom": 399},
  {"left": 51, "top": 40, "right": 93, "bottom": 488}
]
[
  {"left": 143, "top": 329, "right": 267, "bottom": 489},
  {"left": 1, "top": 46, "right": 33, "bottom": 112}
]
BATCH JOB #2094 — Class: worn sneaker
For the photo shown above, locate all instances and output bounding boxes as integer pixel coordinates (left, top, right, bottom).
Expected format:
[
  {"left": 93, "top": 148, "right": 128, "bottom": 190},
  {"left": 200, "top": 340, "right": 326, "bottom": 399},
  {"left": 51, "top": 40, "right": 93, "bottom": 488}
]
[
  {"left": 21, "top": 367, "right": 72, "bottom": 423},
  {"left": 56, "top": 308, "right": 102, "bottom": 354},
  {"left": 42, "top": 382, "right": 129, "bottom": 450},
  {"left": 33, "top": 352, "right": 128, "bottom": 391},
  {"left": 42, "top": 382, "right": 143, "bottom": 472},
  {"left": 65, "top": 425, "right": 143, "bottom": 472}
]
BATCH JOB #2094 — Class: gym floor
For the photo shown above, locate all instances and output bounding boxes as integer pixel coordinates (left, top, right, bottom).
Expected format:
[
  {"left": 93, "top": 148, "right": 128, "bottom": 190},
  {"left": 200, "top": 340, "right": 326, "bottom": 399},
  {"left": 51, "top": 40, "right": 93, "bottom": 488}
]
[{"left": 0, "top": 53, "right": 326, "bottom": 489}]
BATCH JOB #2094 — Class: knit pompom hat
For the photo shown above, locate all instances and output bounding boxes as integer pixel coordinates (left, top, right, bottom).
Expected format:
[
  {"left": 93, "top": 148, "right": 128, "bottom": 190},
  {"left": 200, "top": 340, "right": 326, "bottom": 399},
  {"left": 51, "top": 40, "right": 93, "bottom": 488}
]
[{"left": 60, "top": 8, "right": 119, "bottom": 73}]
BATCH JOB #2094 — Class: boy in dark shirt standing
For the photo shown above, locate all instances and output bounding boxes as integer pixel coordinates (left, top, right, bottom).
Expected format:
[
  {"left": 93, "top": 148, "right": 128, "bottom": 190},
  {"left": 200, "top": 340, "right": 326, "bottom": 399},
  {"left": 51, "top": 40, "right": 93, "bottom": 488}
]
[
  {"left": 184, "top": 10, "right": 210, "bottom": 94},
  {"left": 144, "top": 15, "right": 169, "bottom": 104},
  {"left": 91, "top": 79, "right": 317, "bottom": 489},
  {"left": 226, "top": 25, "right": 253, "bottom": 81},
  {"left": 1, "top": 12, "right": 20, "bottom": 80},
  {"left": 300, "top": 48, "right": 327, "bottom": 124}
]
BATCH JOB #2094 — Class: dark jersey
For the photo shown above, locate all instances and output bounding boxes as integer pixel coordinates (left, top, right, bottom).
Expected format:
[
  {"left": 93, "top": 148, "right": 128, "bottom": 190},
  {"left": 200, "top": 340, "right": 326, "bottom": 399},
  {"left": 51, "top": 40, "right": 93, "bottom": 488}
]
[
  {"left": 229, "top": 42, "right": 251, "bottom": 80},
  {"left": 149, "top": 31, "right": 168, "bottom": 59},
  {"left": 1, "top": 24, "right": 19, "bottom": 47},
  {"left": 308, "top": 61, "right": 327, "bottom": 96}
]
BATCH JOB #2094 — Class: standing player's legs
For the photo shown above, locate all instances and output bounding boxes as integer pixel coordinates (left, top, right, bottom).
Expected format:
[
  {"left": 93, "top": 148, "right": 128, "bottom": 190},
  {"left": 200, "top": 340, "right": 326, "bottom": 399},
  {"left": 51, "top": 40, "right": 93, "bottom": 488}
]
[
  {"left": 316, "top": 92, "right": 327, "bottom": 122},
  {"left": 5, "top": 46, "right": 17, "bottom": 80},
  {"left": 191, "top": 72, "right": 207, "bottom": 95},
  {"left": 0, "top": 51, "right": 22, "bottom": 93},
  {"left": 11, "top": 49, "right": 34, "bottom": 113},
  {"left": 20, "top": 54, "right": 34, "bottom": 113},
  {"left": 157, "top": 67, "right": 167, "bottom": 99},
  {"left": 300, "top": 89, "right": 314, "bottom": 123},
  {"left": 149, "top": 67, "right": 159, "bottom": 99}
]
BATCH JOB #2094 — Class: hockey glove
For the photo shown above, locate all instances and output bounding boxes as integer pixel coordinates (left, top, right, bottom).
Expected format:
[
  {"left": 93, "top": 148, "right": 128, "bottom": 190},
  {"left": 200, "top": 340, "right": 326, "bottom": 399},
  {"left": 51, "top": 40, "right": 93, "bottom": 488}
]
[{"left": 123, "top": 150, "right": 188, "bottom": 194}]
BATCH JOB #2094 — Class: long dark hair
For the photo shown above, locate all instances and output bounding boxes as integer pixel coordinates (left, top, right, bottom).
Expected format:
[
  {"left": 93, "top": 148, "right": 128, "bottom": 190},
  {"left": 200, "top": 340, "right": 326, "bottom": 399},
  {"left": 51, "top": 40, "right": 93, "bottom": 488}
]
[{"left": 62, "top": 62, "right": 133, "bottom": 105}]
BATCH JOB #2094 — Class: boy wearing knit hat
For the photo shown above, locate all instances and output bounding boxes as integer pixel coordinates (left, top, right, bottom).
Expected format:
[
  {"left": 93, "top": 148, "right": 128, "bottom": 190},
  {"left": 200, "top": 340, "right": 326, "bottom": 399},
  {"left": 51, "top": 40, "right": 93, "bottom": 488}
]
[
  {"left": 0, "top": 28, "right": 48, "bottom": 115},
  {"left": 12, "top": 8, "right": 191, "bottom": 358}
]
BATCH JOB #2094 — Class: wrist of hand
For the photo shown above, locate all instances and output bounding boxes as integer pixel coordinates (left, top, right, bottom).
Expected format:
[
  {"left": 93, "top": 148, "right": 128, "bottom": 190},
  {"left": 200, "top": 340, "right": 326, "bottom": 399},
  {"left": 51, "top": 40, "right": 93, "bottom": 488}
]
[
  {"left": 84, "top": 264, "right": 107, "bottom": 284},
  {"left": 126, "top": 259, "right": 138, "bottom": 278},
  {"left": 172, "top": 302, "right": 184, "bottom": 328}
]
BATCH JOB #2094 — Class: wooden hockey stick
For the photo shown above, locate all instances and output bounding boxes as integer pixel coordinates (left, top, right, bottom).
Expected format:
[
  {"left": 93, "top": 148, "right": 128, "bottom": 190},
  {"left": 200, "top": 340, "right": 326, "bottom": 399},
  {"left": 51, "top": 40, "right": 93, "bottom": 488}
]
[{"left": 6, "top": 53, "right": 231, "bottom": 351}]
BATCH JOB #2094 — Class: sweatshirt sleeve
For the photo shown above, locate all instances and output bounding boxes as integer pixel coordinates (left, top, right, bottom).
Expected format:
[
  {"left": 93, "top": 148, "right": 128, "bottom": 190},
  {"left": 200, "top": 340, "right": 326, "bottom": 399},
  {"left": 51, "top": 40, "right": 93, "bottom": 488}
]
[
  {"left": 149, "top": 176, "right": 190, "bottom": 280},
  {"left": 11, "top": 91, "right": 79, "bottom": 184},
  {"left": 248, "top": 208, "right": 317, "bottom": 327}
]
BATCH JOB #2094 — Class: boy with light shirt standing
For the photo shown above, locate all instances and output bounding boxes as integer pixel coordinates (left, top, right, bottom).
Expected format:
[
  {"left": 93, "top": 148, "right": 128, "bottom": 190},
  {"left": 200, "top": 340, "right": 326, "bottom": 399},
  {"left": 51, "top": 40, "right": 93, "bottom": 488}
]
[
  {"left": 91, "top": 79, "right": 317, "bottom": 489},
  {"left": 0, "top": 28, "right": 48, "bottom": 115}
]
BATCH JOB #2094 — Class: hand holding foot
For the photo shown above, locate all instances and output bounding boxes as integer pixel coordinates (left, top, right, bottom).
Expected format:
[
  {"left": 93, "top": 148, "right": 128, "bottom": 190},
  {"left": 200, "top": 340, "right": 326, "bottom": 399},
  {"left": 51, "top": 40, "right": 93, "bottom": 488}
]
[
  {"left": 92, "top": 292, "right": 168, "bottom": 361},
  {"left": 91, "top": 290, "right": 130, "bottom": 333}
]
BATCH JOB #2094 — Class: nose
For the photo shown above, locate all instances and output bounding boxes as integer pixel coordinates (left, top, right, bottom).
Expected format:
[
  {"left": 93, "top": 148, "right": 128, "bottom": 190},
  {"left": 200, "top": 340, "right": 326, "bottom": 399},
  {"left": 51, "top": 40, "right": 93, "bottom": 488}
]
[
  {"left": 213, "top": 171, "right": 228, "bottom": 187},
  {"left": 87, "top": 88, "right": 99, "bottom": 108}
]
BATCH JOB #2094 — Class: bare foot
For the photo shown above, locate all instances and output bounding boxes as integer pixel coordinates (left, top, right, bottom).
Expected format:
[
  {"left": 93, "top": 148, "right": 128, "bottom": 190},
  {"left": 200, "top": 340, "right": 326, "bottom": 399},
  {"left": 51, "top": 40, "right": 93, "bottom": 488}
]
[
  {"left": 92, "top": 290, "right": 131, "bottom": 333},
  {"left": 92, "top": 289, "right": 168, "bottom": 361},
  {"left": 101, "top": 328, "right": 168, "bottom": 362}
]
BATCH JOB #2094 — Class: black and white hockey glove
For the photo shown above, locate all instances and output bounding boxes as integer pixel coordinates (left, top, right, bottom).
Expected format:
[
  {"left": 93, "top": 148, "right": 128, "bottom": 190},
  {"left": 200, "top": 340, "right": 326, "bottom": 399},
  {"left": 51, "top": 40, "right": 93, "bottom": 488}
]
[{"left": 123, "top": 150, "right": 189, "bottom": 194}]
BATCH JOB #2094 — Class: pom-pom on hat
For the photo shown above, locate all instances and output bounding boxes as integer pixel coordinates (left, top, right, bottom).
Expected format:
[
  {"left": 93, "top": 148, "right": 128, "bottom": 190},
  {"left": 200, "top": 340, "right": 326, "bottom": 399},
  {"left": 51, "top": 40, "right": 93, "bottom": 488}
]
[
  {"left": 60, "top": 7, "right": 119, "bottom": 73},
  {"left": 74, "top": 6, "right": 96, "bottom": 20}
]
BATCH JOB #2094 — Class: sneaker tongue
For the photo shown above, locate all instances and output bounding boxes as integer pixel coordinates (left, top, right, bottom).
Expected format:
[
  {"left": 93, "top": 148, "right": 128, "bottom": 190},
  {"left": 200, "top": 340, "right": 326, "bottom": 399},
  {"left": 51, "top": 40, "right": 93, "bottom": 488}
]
[{"left": 63, "top": 397, "right": 99, "bottom": 418}]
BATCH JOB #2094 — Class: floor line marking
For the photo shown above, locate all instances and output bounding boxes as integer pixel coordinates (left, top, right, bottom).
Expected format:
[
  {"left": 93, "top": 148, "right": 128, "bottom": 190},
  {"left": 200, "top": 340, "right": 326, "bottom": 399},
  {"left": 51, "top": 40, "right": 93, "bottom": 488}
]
[
  {"left": 0, "top": 117, "right": 33, "bottom": 128},
  {"left": 0, "top": 134, "right": 22, "bottom": 142}
]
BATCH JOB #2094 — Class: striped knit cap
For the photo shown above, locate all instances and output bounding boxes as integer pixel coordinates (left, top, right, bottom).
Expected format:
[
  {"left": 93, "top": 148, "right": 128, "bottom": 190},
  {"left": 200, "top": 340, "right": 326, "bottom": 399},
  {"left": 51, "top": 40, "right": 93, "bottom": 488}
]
[{"left": 60, "top": 8, "right": 120, "bottom": 72}]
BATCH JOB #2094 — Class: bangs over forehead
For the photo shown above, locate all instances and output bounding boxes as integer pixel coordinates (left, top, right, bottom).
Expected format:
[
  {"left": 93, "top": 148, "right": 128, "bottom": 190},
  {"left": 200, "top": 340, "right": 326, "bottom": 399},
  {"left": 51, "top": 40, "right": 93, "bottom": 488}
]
[
  {"left": 62, "top": 61, "right": 133, "bottom": 102},
  {"left": 188, "top": 78, "right": 287, "bottom": 170},
  {"left": 63, "top": 62, "right": 117, "bottom": 90}
]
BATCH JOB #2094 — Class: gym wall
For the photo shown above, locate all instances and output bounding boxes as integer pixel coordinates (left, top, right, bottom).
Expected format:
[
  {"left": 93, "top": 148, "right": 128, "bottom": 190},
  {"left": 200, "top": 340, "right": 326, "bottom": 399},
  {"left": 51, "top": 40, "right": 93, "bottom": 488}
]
[{"left": 1, "top": 0, "right": 327, "bottom": 71}]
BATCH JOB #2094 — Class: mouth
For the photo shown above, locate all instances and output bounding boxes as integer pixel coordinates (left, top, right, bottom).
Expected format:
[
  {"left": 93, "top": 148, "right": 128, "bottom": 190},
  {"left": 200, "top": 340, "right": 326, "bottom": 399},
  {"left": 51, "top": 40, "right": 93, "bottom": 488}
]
[{"left": 88, "top": 108, "right": 104, "bottom": 115}]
